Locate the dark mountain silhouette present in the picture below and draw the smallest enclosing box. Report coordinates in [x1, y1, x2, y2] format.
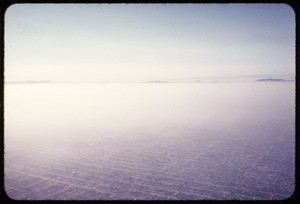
[257, 78, 285, 82]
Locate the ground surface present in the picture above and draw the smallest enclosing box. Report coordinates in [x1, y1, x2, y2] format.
[4, 83, 295, 200]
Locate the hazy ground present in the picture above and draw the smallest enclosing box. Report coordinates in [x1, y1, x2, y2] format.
[4, 82, 295, 200]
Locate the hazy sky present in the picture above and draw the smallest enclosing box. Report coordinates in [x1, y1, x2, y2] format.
[5, 4, 295, 82]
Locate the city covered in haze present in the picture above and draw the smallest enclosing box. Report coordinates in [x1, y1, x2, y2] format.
[4, 4, 295, 200]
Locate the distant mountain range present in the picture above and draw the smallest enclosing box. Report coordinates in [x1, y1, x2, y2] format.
[257, 78, 294, 82]
[5, 78, 294, 84]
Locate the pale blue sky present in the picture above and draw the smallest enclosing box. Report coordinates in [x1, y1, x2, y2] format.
[5, 4, 295, 82]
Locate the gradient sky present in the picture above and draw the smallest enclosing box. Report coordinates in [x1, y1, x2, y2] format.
[5, 4, 295, 82]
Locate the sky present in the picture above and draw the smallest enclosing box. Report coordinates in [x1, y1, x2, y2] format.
[5, 4, 295, 82]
